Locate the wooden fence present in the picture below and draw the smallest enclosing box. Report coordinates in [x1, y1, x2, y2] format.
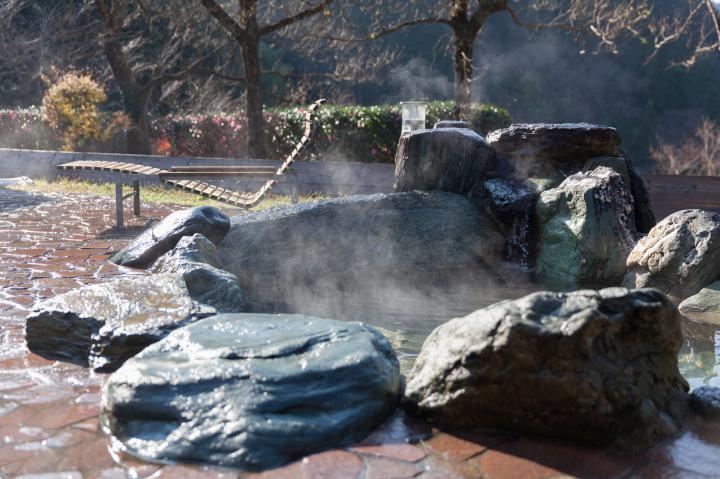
[642, 174, 720, 220]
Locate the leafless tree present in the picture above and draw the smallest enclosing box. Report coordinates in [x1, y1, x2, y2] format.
[92, 0, 228, 155]
[0, 0, 99, 107]
[341, 1, 651, 118]
[196, 0, 343, 158]
[651, 118, 720, 175]
[649, 0, 720, 67]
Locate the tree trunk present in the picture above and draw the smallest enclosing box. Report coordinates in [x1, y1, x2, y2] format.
[97, 2, 153, 155]
[242, 36, 268, 159]
[453, 28, 475, 121]
[124, 93, 152, 155]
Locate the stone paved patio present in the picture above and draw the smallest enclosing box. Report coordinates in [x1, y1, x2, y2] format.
[1, 188, 720, 478]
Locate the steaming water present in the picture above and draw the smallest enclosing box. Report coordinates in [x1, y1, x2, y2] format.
[304, 275, 544, 372]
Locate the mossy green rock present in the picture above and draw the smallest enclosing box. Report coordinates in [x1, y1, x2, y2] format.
[102, 314, 401, 470]
[535, 166, 637, 288]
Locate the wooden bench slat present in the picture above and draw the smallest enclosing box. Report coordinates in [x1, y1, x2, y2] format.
[169, 166, 277, 172]
[125, 164, 149, 173]
[159, 172, 278, 179]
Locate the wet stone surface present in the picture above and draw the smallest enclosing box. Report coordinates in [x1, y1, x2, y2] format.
[149, 234, 245, 313]
[26, 273, 216, 372]
[104, 314, 401, 470]
[2, 188, 720, 478]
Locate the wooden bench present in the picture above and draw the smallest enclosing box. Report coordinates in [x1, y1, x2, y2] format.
[57, 99, 325, 228]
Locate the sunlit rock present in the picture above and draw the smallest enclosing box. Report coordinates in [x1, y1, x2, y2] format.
[536, 166, 637, 288]
[111, 206, 230, 269]
[102, 314, 400, 470]
[624, 209, 720, 302]
[583, 155, 656, 233]
[25, 274, 214, 372]
[217, 191, 509, 314]
[403, 288, 689, 447]
[679, 281, 720, 324]
[150, 233, 244, 313]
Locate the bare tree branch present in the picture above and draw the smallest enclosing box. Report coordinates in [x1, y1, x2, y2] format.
[260, 0, 333, 35]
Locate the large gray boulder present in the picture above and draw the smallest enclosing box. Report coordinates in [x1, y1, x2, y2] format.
[216, 192, 507, 314]
[486, 123, 621, 177]
[535, 166, 637, 288]
[25, 274, 214, 372]
[403, 288, 689, 447]
[623, 209, 720, 302]
[394, 128, 507, 196]
[111, 206, 230, 269]
[102, 314, 401, 470]
[150, 234, 244, 313]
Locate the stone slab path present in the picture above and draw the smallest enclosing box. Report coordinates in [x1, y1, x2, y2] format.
[1, 188, 719, 478]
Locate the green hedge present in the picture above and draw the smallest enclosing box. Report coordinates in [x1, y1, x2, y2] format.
[0, 101, 512, 162]
[266, 101, 511, 163]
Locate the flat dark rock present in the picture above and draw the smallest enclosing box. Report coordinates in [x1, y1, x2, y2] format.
[394, 128, 506, 196]
[25, 274, 214, 372]
[487, 123, 621, 175]
[150, 234, 244, 313]
[403, 288, 689, 448]
[111, 206, 230, 269]
[102, 314, 401, 470]
[433, 120, 472, 129]
[216, 191, 508, 314]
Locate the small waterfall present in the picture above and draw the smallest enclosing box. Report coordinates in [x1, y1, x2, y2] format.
[483, 178, 536, 270]
[506, 203, 532, 269]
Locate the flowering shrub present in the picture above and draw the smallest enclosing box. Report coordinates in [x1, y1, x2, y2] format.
[153, 101, 512, 162]
[40, 72, 130, 152]
[0, 108, 57, 150]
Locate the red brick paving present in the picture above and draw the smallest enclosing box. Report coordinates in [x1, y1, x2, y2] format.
[1, 188, 720, 478]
